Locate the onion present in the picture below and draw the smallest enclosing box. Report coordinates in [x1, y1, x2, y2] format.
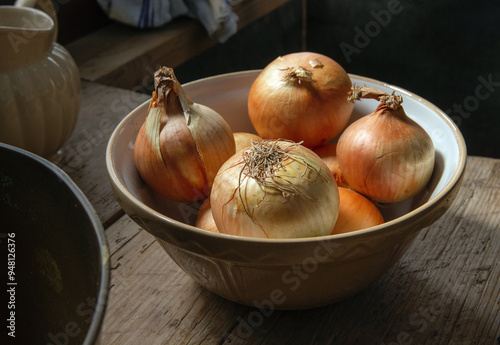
[332, 187, 384, 235]
[234, 132, 262, 151]
[195, 198, 219, 233]
[210, 140, 340, 238]
[134, 67, 236, 202]
[248, 52, 354, 148]
[313, 143, 348, 187]
[337, 92, 435, 203]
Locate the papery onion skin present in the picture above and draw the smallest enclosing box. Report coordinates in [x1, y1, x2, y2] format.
[134, 67, 236, 202]
[210, 140, 340, 239]
[248, 52, 354, 149]
[134, 102, 206, 201]
[195, 198, 219, 233]
[332, 187, 384, 235]
[234, 132, 262, 151]
[337, 100, 435, 203]
[313, 143, 348, 187]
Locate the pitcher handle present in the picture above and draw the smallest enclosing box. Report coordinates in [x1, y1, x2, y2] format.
[14, 0, 38, 7]
[14, 0, 58, 40]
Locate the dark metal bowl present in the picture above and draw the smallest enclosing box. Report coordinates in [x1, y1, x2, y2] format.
[0, 143, 109, 344]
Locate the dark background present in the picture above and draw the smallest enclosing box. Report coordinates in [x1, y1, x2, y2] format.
[173, 0, 499, 159]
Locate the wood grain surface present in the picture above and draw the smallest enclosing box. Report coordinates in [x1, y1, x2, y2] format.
[56, 80, 500, 344]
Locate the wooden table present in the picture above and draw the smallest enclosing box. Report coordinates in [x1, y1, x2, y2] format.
[54, 81, 500, 345]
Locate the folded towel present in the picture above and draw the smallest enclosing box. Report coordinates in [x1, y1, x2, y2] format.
[96, 0, 239, 42]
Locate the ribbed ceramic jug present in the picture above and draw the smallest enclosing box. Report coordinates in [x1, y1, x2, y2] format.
[0, 5, 81, 159]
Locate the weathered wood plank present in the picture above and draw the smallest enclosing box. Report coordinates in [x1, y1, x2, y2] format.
[54, 81, 149, 226]
[66, 0, 292, 90]
[105, 215, 142, 256]
[102, 216, 247, 345]
[99, 156, 500, 344]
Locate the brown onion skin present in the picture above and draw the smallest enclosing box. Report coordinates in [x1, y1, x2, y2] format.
[337, 102, 435, 203]
[313, 143, 349, 187]
[134, 69, 236, 202]
[195, 198, 219, 233]
[210, 140, 339, 239]
[248, 52, 353, 149]
[135, 112, 208, 201]
[233, 132, 262, 151]
[331, 187, 384, 235]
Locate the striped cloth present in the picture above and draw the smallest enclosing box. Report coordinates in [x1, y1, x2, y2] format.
[96, 0, 239, 42]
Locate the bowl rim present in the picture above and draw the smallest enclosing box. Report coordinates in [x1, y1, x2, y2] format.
[106, 70, 467, 244]
[0, 142, 110, 345]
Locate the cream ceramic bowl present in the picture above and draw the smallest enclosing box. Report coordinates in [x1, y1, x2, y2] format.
[106, 71, 466, 310]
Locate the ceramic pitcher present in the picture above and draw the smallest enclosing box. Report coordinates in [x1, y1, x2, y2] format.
[0, 4, 81, 159]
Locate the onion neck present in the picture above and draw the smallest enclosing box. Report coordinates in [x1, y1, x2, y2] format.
[379, 93, 403, 110]
[154, 66, 193, 123]
[284, 66, 313, 85]
[373, 95, 409, 121]
[348, 84, 389, 102]
[144, 67, 189, 158]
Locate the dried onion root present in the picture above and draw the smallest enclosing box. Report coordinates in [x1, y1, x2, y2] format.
[233, 132, 262, 151]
